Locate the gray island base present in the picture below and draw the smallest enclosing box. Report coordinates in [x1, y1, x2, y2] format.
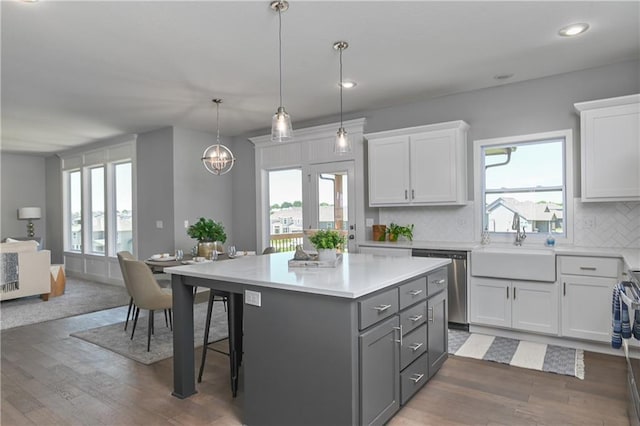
[166, 252, 450, 426]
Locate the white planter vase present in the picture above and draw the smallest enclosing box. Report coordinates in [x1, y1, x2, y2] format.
[317, 248, 337, 262]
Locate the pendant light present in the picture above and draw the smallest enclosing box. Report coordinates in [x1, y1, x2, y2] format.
[270, 0, 293, 142]
[334, 41, 351, 154]
[202, 99, 236, 175]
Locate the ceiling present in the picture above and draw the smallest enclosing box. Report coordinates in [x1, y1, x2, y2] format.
[2, 1, 639, 155]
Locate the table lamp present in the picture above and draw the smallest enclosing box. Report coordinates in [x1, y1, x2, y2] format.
[18, 207, 41, 237]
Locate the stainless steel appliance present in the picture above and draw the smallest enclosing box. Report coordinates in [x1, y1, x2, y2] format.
[625, 269, 640, 426]
[412, 249, 468, 329]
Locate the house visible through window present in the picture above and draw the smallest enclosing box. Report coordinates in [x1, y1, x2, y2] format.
[479, 133, 570, 238]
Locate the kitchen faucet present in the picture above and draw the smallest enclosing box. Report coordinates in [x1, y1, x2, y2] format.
[512, 212, 526, 246]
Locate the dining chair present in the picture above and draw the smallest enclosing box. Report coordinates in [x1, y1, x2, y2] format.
[116, 251, 136, 331]
[121, 258, 173, 352]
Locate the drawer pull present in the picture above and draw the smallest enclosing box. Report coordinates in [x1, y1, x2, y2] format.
[409, 342, 423, 352]
[409, 314, 423, 323]
[428, 306, 434, 322]
[410, 373, 424, 383]
[432, 279, 446, 285]
[409, 289, 423, 296]
[373, 304, 391, 313]
[393, 326, 403, 345]
[580, 266, 597, 271]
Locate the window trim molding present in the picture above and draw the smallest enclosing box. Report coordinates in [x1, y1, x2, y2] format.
[473, 129, 574, 244]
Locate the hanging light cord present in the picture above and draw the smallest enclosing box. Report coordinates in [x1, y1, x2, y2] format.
[278, 5, 283, 108]
[339, 46, 344, 128]
[215, 101, 220, 143]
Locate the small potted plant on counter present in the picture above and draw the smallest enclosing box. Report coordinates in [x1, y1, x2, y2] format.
[386, 223, 414, 242]
[187, 217, 227, 258]
[307, 229, 346, 262]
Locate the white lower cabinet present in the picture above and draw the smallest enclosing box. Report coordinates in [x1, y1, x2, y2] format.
[559, 256, 621, 342]
[470, 277, 558, 334]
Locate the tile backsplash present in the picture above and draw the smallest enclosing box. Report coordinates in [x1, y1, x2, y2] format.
[378, 199, 640, 249]
[379, 203, 476, 242]
[573, 199, 640, 248]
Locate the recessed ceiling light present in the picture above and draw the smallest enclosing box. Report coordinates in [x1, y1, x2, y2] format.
[558, 23, 590, 37]
[494, 73, 514, 81]
[339, 81, 357, 89]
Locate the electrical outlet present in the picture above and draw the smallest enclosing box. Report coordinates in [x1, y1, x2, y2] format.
[245, 290, 261, 307]
[365, 218, 374, 227]
[583, 217, 596, 230]
[155, 220, 163, 229]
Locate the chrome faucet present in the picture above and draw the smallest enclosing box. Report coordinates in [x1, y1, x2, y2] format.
[512, 212, 526, 246]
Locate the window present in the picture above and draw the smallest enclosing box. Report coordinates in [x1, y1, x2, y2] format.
[62, 142, 135, 257]
[475, 130, 573, 241]
[268, 169, 303, 252]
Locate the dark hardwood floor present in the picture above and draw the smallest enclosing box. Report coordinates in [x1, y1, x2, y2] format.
[1, 306, 630, 425]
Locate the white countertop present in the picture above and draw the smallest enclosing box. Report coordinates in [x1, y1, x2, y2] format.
[358, 240, 640, 271]
[164, 252, 451, 299]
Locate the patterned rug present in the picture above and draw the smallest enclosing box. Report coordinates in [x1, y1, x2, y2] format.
[448, 329, 585, 379]
[71, 299, 228, 365]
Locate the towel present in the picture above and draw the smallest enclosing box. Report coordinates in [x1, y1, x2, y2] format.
[612, 284, 622, 349]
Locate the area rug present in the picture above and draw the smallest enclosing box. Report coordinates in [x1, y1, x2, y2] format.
[0, 278, 130, 330]
[71, 300, 228, 365]
[448, 329, 585, 380]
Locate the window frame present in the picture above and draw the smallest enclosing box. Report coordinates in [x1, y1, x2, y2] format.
[473, 129, 574, 245]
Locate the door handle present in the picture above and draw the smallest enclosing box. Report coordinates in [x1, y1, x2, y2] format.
[412, 189, 415, 199]
[563, 282, 566, 296]
[506, 287, 509, 299]
[428, 306, 434, 322]
[404, 190, 408, 200]
[513, 287, 516, 300]
[393, 326, 403, 345]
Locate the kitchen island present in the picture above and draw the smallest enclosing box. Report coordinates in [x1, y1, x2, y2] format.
[166, 252, 450, 426]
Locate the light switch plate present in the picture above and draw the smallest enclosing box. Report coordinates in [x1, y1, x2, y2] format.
[245, 290, 261, 307]
[184, 220, 189, 228]
[365, 218, 374, 227]
[156, 220, 163, 229]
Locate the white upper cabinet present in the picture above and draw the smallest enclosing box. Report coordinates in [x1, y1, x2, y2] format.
[366, 121, 469, 206]
[574, 94, 640, 202]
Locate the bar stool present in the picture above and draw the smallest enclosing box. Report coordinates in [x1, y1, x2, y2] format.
[198, 290, 232, 383]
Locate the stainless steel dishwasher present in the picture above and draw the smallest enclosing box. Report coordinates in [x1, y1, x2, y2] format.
[412, 249, 468, 330]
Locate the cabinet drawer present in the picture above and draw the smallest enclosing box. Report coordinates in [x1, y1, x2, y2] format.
[560, 256, 620, 278]
[400, 352, 428, 405]
[400, 324, 427, 370]
[400, 302, 426, 336]
[399, 277, 427, 310]
[427, 268, 447, 296]
[359, 288, 399, 330]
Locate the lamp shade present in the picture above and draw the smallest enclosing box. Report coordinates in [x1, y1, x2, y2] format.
[18, 207, 41, 220]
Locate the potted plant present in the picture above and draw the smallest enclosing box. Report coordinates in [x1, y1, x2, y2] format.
[386, 223, 414, 242]
[307, 229, 346, 262]
[187, 217, 227, 258]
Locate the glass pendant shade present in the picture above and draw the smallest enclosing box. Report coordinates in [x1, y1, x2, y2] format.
[335, 127, 351, 154]
[271, 106, 293, 142]
[202, 144, 235, 175]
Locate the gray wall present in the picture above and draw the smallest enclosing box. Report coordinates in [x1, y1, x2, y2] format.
[230, 136, 257, 251]
[45, 155, 63, 263]
[0, 153, 47, 245]
[172, 127, 234, 252]
[232, 59, 640, 236]
[136, 127, 175, 260]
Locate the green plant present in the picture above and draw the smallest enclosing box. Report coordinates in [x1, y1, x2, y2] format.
[386, 223, 414, 241]
[187, 217, 227, 243]
[307, 229, 346, 250]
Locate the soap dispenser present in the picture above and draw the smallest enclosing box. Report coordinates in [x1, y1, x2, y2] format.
[545, 232, 556, 247]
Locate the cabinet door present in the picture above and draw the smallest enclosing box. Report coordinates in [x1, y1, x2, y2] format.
[368, 137, 410, 206]
[359, 316, 400, 426]
[582, 102, 640, 201]
[410, 130, 458, 203]
[512, 280, 559, 335]
[427, 289, 448, 378]
[561, 274, 616, 342]
[470, 277, 511, 327]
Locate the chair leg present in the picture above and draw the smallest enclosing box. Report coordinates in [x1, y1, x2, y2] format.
[164, 309, 169, 328]
[198, 290, 216, 383]
[124, 297, 134, 331]
[131, 307, 140, 340]
[168, 309, 173, 331]
[147, 310, 154, 352]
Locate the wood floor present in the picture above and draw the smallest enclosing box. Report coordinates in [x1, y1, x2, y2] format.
[1, 306, 631, 425]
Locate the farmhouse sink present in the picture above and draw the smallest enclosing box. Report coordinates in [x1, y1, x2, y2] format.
[471, 245, 556, 282]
